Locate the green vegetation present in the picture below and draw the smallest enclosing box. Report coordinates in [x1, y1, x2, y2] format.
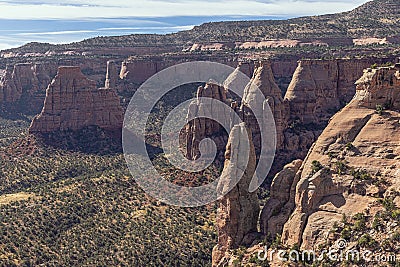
[345, 142, 355, 150]
[311, 160, 323, 174]
[376, 104, 384, 115]
[358, 234, 378, 248]
[351, 168, 372, 181]
[0, 117, 218, 266]
[334, 160, 348, 175]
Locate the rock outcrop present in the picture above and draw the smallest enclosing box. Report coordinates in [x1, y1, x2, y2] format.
[278, 58, 395, 173]
[242, 61, 289, 150]
[105, 60, 119, 89]
[183, 61, 290, 168]
[29, 66, 123, 134]
[212, 123, 260, 267]
[279, 65, 400, 249]
[0, 63, 55, 104]
[184, 82, 231, 161]
[355, 64, 400, 109]
[0, 59, 114, 113]
[260, 159, 303, 237]
[285, 60, 340, 124]
[284, 58, 394, 124]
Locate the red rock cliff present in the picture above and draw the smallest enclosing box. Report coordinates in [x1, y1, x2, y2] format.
[0, 63, 56, 103]
[29, 66, 123, 134]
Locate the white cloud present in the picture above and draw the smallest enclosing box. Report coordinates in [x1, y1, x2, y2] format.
[14, 30, 96, 36]
[0, 0, 370, 19]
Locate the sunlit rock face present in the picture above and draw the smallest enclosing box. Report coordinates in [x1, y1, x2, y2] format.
[29, 66, 123, 134]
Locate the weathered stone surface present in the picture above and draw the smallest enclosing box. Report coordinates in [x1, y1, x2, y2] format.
[355, 65, 400, 109]
[0, 63, 55, 103]
[260, 159, 303, 237]
[0, 59, 115, 113]
[29, 66, 123, 134]
[281, 167, 345, 248]
[223, 62, 253, 94]
[275, 58, 392, 177]
[105, 60, 119, 89]
[184, 61, 291, 165]
[285, 60, 340, 124]
[280, 66, 400, 249]
[212, 123, 259, 267]
[242, 61, 290, 151]
[184, 82, 231, 161]
[284, 58, 391, 124]
[0, 65, 22, 103]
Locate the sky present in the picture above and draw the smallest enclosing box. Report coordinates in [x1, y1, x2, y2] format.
[0, 0, 371, 50]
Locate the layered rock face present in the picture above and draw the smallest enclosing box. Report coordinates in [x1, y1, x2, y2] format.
[278, 65, 400, 249]
[0, 59, 116, 113]
[29, 67, 123, 134]
[212, 123, 259, 267]
[184, 82, 231, 161]
[0, 63, 56, 104]
[260, 159, 303, 237]
[280, 58, 394, 168]
[118, 55, 247, 89]
[119, 60, 169, 85]
[285, 60, 340, 124]
[242, 61, 289, 151]
[284, 58, 394, 124]
[183, 61, 290, 169]
[355, 64, 400, 109]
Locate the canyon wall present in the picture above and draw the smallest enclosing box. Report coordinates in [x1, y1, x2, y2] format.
[117, 56, 299, 93]
[275, 65, 400, 249]
[0, 55, 297, 115]
[0, 63, 56, 106]
[182, 60, 290, 170]
[356, 64, 400, 109]
[284, 58, 393, 124]
[215, 64, 400, 266]
[241, 61, 289, 151]
[182, 58, 398, 178]
[184, 82, 231, 162]
[0, 58, 117, 113]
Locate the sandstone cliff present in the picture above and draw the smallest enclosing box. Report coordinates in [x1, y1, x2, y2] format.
[184, 82, 231, 162]
[0, 58, 119, 114]
[260, 159, 303, 237]
[280, 65, 400, 249]
[212, 123, 260, 267]
[280, 58, 395, 170]
[105, 60, 119, 89]
[220, 64, 400, 267]
[356, 64, 400, 109]
[29, 67, 123, 134]
[0, 63, 56, 104]
[183, 61, 290, 168]
[242, 61, 289, 151]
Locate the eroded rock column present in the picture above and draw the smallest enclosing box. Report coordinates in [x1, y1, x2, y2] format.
[212, 123, 260, 267]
